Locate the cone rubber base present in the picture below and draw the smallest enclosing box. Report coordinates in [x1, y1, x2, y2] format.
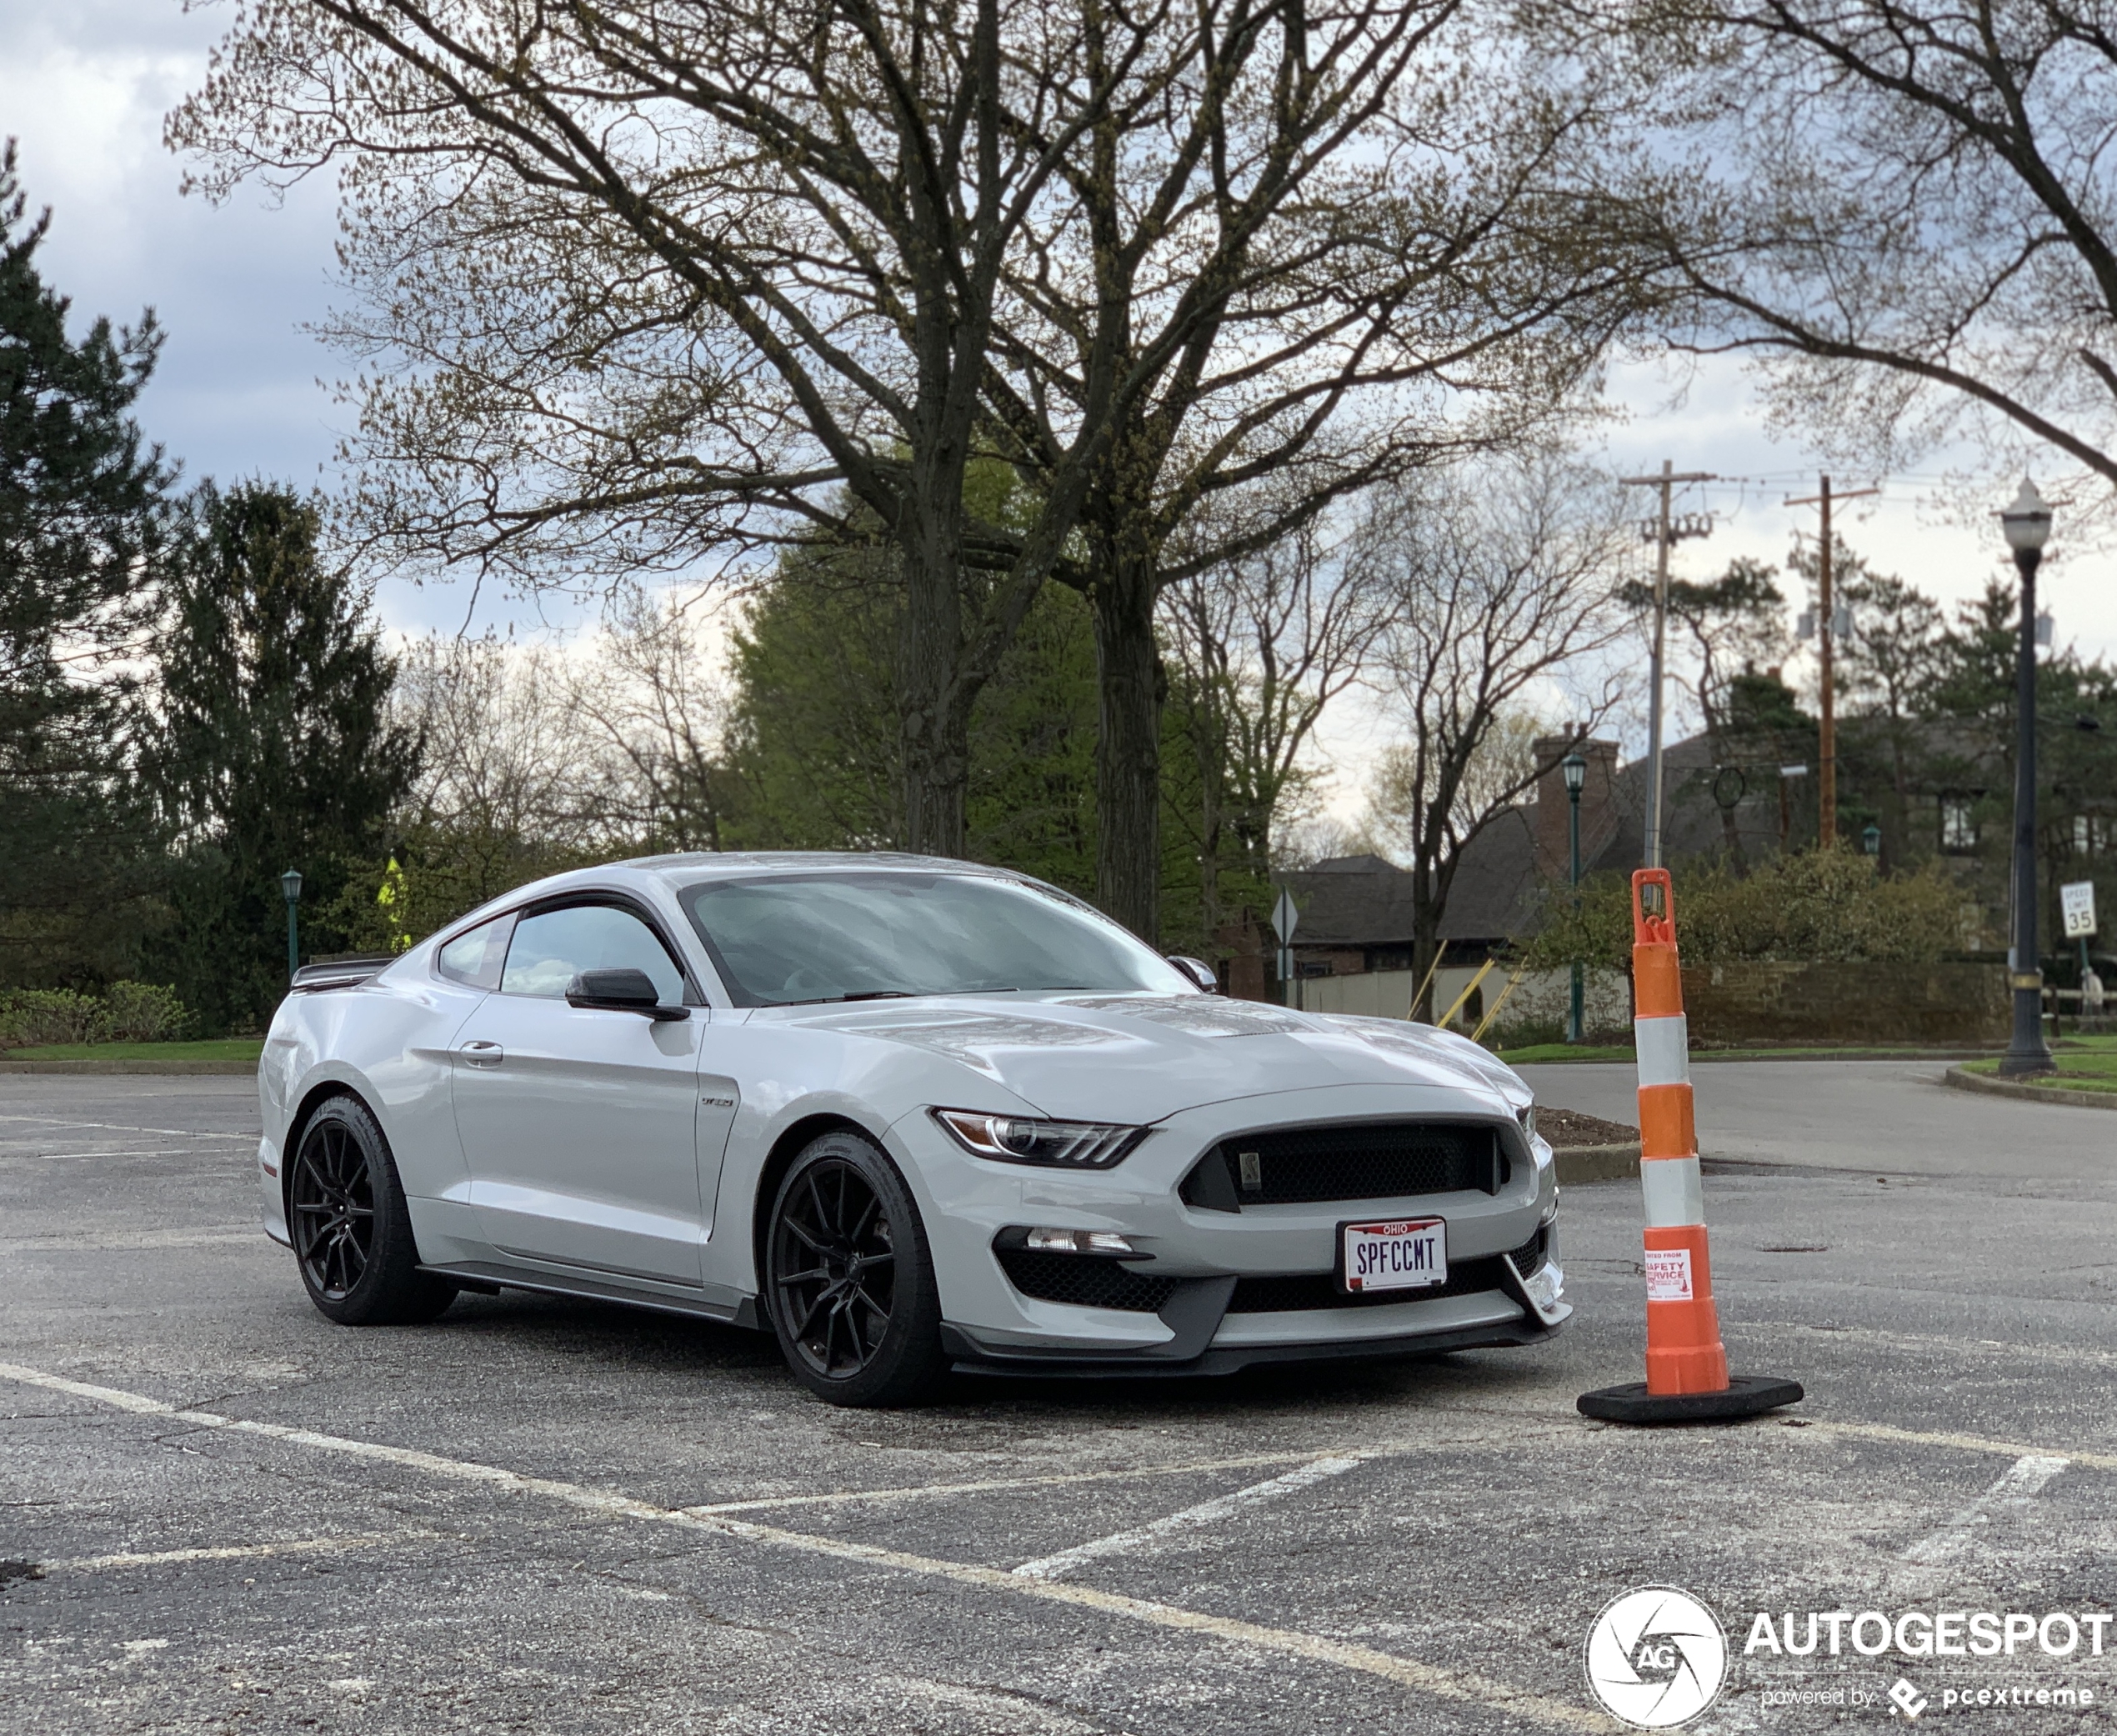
[1577, 1374, 1804, 1425]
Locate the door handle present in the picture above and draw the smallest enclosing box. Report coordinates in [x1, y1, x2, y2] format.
[459, 1040, 504, 1068]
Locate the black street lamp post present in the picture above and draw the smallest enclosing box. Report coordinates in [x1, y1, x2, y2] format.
[1563, 750, 1587, 1044]
[1999, 482, 2055, 1078]
[281, 868, 303, 986]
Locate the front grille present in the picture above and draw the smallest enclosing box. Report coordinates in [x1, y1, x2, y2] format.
[1183, 1121, 1509, 1209]
[1228, 1255, 1514, 1313]
[997, 1249, 1183, 1313]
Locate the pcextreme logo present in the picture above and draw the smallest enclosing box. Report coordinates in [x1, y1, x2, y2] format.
[1584, 1587, 1729, 1728]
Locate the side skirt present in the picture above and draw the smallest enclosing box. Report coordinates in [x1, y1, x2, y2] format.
[419, 1261, 764, 1332]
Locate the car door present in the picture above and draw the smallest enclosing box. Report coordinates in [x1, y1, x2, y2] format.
[450, 898, 709, 1287]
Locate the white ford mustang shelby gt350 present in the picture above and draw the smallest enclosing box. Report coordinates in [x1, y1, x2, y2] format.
[258, 853, 1568, 1405]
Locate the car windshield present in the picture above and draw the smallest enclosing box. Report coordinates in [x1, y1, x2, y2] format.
[678, 872, 1193, 1006]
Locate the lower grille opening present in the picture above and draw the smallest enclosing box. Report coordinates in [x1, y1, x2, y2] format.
[997, 1248, 1182, 1313]
[1228, 1255, 1514, 1313]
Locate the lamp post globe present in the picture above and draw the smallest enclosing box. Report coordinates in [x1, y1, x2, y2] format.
[1998, 482, 2055, 1078]
[1561, 750, 1587, 1043]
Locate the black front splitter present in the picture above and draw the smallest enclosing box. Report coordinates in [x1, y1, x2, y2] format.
[939, 1314, 1561, 1380]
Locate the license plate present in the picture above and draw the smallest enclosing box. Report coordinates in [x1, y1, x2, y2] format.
[1341, 1217, 1447, 1293]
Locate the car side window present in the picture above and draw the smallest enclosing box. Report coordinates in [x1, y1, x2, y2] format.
[435, 913, 515, 991]
[500, 903, 687, 1005]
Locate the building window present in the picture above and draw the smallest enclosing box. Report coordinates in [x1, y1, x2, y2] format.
[1940, 797, 1978, 853]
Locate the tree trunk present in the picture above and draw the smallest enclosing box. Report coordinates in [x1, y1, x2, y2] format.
[897, 484, 968, 858]
[1092, 553, 1164, 940]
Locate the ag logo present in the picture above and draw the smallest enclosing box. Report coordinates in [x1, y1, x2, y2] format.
[1584, 1587, 1729, 1728]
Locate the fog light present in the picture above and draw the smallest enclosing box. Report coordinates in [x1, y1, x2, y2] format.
[1524, 1263, 1564, 1313]
[1025, 1227, 1138, 1257]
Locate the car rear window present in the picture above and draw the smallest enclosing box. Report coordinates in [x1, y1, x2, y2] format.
[434, 913, 513, 991]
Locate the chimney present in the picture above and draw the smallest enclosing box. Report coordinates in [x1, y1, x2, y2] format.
[1533, 733, 1620, 882]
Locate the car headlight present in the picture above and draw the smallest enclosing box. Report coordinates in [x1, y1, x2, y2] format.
[931, 1108, 1145, 1169]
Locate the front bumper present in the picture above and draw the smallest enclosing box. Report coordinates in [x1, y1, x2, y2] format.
[885, 1083, 1569, 1377]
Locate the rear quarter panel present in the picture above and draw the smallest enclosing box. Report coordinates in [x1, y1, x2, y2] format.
[262, 968, 489, 1203]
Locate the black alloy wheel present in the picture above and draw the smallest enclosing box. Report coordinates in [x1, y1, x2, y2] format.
[765, 1132, 943, 1406]
[293, 1115, 373, 1302]
[288, 1095, 456, 1326]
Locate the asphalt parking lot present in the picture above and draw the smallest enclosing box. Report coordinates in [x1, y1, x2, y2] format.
[3, 1066, 2114, 1733]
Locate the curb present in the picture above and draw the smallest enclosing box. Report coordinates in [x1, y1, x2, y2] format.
[0, 1058, 257, 1077]
[1942, 1066, 2117, 1112]
[1552, 1142, 1640, 1184]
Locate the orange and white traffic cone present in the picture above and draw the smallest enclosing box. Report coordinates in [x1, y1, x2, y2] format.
[1579, 869, 1803, 1424]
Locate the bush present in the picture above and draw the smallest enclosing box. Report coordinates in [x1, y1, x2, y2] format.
[0, 988, 103, 1048]
[1519, 850, 1967, 972]
[0, 982, 193, 1049]
[102, 981, 193, 1043]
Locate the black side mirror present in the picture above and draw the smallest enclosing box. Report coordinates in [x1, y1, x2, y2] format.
[566, 968, 689, 1022]
[1165, 955, 1220, 994]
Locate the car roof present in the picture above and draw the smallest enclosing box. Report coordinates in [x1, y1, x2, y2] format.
[627, 851, 1024, 885]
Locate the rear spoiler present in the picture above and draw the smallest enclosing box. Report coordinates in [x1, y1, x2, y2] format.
[290, 955, 397, 993]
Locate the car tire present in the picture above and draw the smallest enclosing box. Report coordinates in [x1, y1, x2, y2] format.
[288, 1094, 456, 1326]
[764, 1129, 944, 1408]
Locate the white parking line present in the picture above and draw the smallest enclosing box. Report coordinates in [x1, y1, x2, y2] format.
[0, 1115, 253, 1142]
[1804, 1418, 2115, 1475]
[3, 1227, 261, 1252]
[0, 1360, 1619, 1733]
[1902, 1454, 2071, 1564]
[49, 1533, 418, 1573]
[685, 1424, 1566, 1518]
[1013, 1455, 1364, 1581]
[1, 1151, 217, 1163]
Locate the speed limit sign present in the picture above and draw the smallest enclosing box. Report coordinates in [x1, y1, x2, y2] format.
[2061, 880, 2097, 940]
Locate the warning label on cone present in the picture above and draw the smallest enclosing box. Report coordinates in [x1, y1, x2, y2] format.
[1645, 1248, 1694, 1302]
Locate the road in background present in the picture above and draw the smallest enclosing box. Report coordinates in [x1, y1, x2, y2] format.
[1519, 1057, 2117, 1178]
[3, 1072, 2113, 1733]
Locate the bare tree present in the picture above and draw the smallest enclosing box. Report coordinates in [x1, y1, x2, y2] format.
[171, 0, 1565, 883]
[1359, 453, 1629, 1013]
[980, 11, 1642, 933]
[567, 583, 732, 853]
[1162, 513, 1399, 963]
[1569, 0, 2117, 502]
[170, 0, 1157, 855]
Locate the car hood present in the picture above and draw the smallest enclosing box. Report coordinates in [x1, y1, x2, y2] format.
[776, 993, 1529, 1125]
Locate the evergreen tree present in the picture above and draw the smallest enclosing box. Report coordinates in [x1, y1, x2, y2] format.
[0, 143, 173, 985]
[145, 482, 417, 1028]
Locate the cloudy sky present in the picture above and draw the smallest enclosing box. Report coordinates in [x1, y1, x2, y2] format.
[8, 0, 2110, 812]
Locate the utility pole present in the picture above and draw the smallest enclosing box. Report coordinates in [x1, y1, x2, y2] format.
[1785, 476, 1878, 847]
[1620, 461, 1715, 867]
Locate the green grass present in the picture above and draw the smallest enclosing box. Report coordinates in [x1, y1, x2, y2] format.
[1963, 1038, 2117, 1091]
[3, 1038, 264, 1062]
[1492, 1041, 1999, 1064]
[1487, 1043, 1636, 1063]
